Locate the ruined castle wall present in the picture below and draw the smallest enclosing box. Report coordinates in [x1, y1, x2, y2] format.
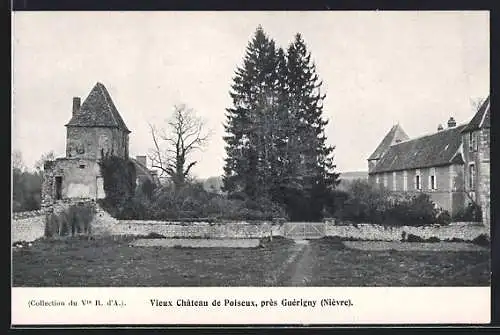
[12, 210, 46, 243]
[42, 158, 102, 201]
[66, 127, 128, 160]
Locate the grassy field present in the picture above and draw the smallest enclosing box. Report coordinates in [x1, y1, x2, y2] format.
[12, 236, 490, 287]
[308, 237, 490, 286]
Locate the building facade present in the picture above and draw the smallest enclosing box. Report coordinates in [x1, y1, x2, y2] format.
[42, 82, 157, 207]
[367, 96, 490, 228]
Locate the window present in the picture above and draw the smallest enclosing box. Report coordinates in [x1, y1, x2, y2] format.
[403, 171, 408, 191]
[469, 163, 476, 189]
[469, 132, 479, 152]
[392, 171, 397, 191]
[429, 167, 437, 190]
[79, 164, 86, 169]
[55, 176, 63, 200]
[383, 173, 388, 188]
[415, 169, 421, 190]
[375, 175, 380, 185]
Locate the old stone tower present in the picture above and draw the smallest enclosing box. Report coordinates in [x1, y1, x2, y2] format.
[461, 96, 490, 230]
[41, 82, 131, 207]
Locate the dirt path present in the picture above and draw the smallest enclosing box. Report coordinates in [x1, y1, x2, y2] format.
[264, 240, 308, 285]
[280, 240, 315, 286]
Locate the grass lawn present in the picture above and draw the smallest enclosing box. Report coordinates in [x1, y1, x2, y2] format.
[12, 236, 296, 286]
[308, 237, 490, 286]
[12, 236, 490, 287]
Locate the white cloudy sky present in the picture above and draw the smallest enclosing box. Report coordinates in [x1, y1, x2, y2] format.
[12, 11, 489, 179]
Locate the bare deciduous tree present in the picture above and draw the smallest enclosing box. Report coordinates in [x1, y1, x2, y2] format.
[34, 151, 55, 174]
[12, 150, 25, 172]
[148, 104, 211, 188]
[470, 97, 485, 112]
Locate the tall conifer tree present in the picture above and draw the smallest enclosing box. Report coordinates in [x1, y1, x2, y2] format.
[223, 26, 281, 202]
[223, 28, 340, 220]
[285, 33, 340, 220]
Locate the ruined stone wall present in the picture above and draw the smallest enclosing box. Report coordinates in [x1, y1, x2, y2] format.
[12, 211, 46, 243]
[42, 158, 102, 202]
[41, 161, 55, 209]
[66, 127, 128, 160]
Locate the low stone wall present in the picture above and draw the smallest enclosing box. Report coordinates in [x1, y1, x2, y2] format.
[326, 222, 488, 242]
[12, 209, 45, 220]
[101, 220, 278, 239]
[13, 201, 487, 243]
[12, 214, 46, 243]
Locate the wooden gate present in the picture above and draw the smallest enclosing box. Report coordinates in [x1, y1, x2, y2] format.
[283, 222, 326, 239]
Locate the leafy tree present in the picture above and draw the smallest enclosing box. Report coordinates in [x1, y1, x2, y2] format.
[98, 154, 137, 211]
[12, 151, 52, 212]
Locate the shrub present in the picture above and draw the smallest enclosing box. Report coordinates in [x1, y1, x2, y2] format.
[453, 202, 483, 222]
[144, 232, 166, 239]
[380, 193, 438, 227]
[117, 196, 149, 220]
[138, 178, 156, 200]
[335, 179, 390, 223]
[472, 234, 489, 247]
[406, 234, 425, 242]
[98, 154, 137, 211]
[435, 210, 452, 226]
[44, 203, 95, 237]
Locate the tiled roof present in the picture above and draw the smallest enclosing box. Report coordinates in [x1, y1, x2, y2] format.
[65, 82, 130, 133]
[368, 124, 409, 160]
[462, 95, 490, 133]
[370, 124, 467, 174]
[131, 158, 151, 177]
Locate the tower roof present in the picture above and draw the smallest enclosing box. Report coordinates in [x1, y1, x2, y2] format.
[65, 82, 130, 133]
[368, 124, 409, 161]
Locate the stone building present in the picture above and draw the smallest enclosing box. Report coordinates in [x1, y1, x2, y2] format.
[460, 96, 490, 228]
[42, 82, 157, 207]
[368, 96, 490, 228]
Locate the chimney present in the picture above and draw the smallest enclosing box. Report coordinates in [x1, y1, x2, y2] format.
[447, 117, 456, 128]
[72, 97, 81, 115]
[136, 155, 147, 167]
[437, 124, 444, 131]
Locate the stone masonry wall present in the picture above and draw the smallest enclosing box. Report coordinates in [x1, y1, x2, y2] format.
[478, 128, 490, 232]
[12, 211, 46, 243]
[96, 219, 276, 239]
[42, 158, 102, 203]
[12, 201, 488, 243]
[66, 127, 128, 160]
[325, 221, 488, 242]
